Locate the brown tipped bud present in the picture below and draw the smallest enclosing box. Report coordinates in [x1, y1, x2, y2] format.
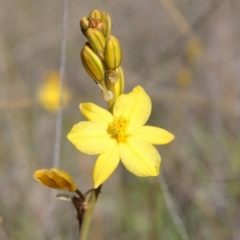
[89, 19, 104, 32]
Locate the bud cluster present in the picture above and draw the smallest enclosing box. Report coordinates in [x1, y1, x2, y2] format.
[80, 9, 124, 110]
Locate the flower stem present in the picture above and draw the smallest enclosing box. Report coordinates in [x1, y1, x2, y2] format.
[78, 185, 102, 240]
[76, 188, 85, 201]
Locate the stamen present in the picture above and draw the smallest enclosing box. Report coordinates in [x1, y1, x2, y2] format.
[108, 116, 128, 141]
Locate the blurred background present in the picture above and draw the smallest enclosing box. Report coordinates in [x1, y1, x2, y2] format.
[0, 0, 240, 239]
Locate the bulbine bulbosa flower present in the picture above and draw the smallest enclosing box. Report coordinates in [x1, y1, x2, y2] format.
[67, 86, 174, 188]
[33, 168, 77, 192]
[37, 71, 72, 111]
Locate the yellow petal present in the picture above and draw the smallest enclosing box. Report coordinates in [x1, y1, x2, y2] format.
[131, 126, 175, 145]
[119, 137, 160, 176]
[80, 103, 113, 123]
[48, 169, 77, 192]
[67, 121, 116, 154]
[113, 86, 151, 133]
[33, 169, 61, 189]
[93, 143, 120, 188]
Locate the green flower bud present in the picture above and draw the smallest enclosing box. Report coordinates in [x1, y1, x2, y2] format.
[81, 43, 105, 82]
[85, 28, 106, 57]
[101, 11, 112, 38]
[80, 17, 90, 32]
[105, 35, 122, 69]
[89, 9, 102, 20]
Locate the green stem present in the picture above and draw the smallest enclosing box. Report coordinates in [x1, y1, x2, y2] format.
[78, 185, 102, 240]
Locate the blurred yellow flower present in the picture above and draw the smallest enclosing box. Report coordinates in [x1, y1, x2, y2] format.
[33, 168, 77, 192]
[67, 86, 174, 188]
[185, 38, 203, 63]
[176, 67, 193, 88]
[38, 71, 72, 111]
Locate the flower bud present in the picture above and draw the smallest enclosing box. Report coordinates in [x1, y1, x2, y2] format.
[33, 168, 77, 192]
[89, 9, 102, 20]
[89, 19, 104, 32]
[48, 169, 76, 192]
[105, 35, 122, 69]
[101, 11, 112, 38]
[80, 17, 90, 32]
[85, 28, 106, 56]
[81, 43, 105, 82]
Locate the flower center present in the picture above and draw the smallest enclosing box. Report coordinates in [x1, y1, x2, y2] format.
[108, 115, 129, 142]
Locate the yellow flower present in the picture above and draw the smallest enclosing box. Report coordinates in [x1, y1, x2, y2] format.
[185, 38, 203, 63]
[176, 67, 193, 88]
[33, 168, 77, 192]
[37, 71, 72, 111]
[67, 86, 174, 188]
